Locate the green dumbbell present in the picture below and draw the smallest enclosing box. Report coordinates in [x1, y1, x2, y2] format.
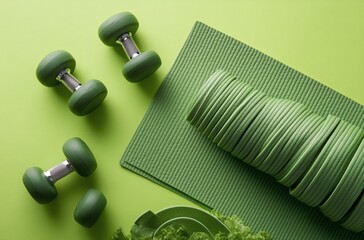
[36, 50, 108, 116]
[22, 137, 97, 204]
[74, 188, 107, 228]
[98, 12, 162, 82]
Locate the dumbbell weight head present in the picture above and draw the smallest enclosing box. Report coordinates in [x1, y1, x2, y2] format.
[36, 50, 108, 116]
[122, 50, 161, 83]
[62, 137, 97, 177]
[68, 80, 108, 116]
[98, 12, 162, 82]
[22, 137, 97, 204]
[36, 50, 76, 87]
[74, 188, 107, 228]
[98, 12, 139, 47]
[22, 167, 58, 204]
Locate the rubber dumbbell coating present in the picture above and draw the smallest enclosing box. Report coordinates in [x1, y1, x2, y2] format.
[36, 50, 76, 87]
[123, 51, 161, 82]
[68, 80, 108, 116]
[22, 167, 57, 204]
[74, 189, 107, 227]
[98, 12, 139, 47]
[62, 137, 97, 177]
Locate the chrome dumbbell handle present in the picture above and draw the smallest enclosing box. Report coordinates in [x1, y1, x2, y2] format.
[44, 160, 74, 183]
[117, 33, 140, 59]
[56, 69, 82, 92]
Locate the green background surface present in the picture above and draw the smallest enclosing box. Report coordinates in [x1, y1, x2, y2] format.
[0, 1, 363, 239]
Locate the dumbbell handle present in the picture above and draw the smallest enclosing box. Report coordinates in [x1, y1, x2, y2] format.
[44, 160, 74, 183]
[117, 33, 140, 59]
[57, 69, 82, 92]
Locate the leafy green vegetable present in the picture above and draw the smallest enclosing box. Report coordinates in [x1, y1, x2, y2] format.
[111, 228, 129, 240]
[212, 211, 272, 240]
[154, 225, 209, 240]
[112, 210, 271, 240]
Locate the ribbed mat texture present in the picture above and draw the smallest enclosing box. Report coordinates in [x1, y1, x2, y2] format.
[121, 22, 364, 239]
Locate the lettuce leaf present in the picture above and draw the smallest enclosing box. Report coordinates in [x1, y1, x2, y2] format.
[112, 210, 271, 240]
[212, 211, 272, 240]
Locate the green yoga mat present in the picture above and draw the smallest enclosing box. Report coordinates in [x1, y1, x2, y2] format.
[121, 22, 364, 239]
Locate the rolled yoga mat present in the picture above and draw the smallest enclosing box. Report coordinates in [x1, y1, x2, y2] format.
[121, 22, 364, 239]
[186, 70, 364, 232]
